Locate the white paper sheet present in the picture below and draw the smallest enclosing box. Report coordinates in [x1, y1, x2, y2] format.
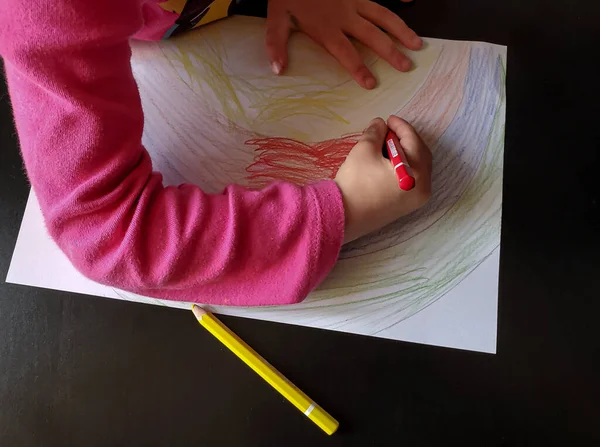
[7, 17, 506, 353]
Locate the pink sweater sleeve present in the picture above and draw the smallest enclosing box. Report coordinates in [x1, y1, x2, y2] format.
[0, 0, 345, 306]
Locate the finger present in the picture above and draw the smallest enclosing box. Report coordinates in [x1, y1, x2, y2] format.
[359, 2, 422, 50]
[387, 115, 432, 173]
[320, 32, 377, 89]
[266, 2, 292, 75]
[348, 17, 412, 72]
[356, 117, 388, 154]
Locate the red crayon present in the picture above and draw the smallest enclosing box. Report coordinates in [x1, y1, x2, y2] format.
[384, 129, 415, 191]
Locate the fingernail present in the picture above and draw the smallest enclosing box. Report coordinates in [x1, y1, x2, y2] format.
[366, 117, 383, 131]
[412, 35, 423, 48]
[271, 61, 282, 75]
[364, 76, 376, 89]
[400, 59, 412, 72]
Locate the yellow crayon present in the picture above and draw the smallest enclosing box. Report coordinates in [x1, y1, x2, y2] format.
[191, 305, 339, 435]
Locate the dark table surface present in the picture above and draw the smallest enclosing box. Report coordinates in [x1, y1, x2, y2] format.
[2, 0, 600, 445]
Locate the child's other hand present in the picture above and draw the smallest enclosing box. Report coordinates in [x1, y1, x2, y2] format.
[266, 0, 422, 89]
[335, 115, 432, 243]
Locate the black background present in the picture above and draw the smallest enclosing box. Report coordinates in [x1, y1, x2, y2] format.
[1, 0, 599, 445]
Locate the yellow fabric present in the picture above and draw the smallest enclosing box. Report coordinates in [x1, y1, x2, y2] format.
[159, 0, 233, 29]
[159, 0, 188, 13]
[197, 0, 232, 27]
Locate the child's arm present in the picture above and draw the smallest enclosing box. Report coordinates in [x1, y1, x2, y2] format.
[0, 0, 431, 306]
[0, 0, 344, 306]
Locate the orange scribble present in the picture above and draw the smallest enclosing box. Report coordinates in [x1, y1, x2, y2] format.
[245, 134, 360, 189]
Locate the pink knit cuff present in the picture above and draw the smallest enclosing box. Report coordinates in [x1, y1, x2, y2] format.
[305, 180, 345, 292]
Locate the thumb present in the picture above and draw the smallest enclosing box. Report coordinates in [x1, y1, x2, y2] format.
[387, 115, 425, 155]
[356, 118, 388, 156]
[387, 115, 432, 175]
[266, 3, 292, 75]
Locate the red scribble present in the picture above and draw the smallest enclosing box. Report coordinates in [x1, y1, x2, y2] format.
[245, 134, 360, 189]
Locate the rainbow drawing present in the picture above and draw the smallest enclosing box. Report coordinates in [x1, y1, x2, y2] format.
[8, 16, 506, 353]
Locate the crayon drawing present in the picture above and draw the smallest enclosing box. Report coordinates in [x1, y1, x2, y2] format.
[7, 16, 506, 353]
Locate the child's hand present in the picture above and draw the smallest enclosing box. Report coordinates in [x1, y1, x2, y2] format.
[335, 115, 432, 243]
[266, 0, 422, 89]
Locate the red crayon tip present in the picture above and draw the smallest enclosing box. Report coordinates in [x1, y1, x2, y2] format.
[384, 130, 415, 191]
[399, 175, 415, 191]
